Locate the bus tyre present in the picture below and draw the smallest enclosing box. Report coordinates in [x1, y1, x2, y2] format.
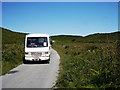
[23, 57, 27, 64]
[47, 58, 50, 63]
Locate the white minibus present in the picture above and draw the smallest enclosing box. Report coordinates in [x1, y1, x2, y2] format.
[24, 34, 51, 63]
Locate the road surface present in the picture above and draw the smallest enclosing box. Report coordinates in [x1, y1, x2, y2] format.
[1, 49, 60, 89]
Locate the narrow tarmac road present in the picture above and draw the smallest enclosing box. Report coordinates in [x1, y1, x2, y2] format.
[1, 49, 60, 89]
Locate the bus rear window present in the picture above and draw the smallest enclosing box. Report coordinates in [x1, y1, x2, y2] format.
[27, 37, 48, 48]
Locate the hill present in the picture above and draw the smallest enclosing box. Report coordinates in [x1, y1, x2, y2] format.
[51, 31, 120, 43]
[84, 32, 120, 43]
[1, 27, 26, 75]
[2, 27, 26, 45]
[51, 32, 120, 88]
[1, 27, 120, 88]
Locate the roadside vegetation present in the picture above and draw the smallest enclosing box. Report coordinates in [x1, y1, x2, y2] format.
[52, 32, 120, 88]
[2, 28, 26, 75]
[2, 27, 120, 88]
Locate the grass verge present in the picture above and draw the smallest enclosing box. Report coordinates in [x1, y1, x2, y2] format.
[52, 38, 120, 88]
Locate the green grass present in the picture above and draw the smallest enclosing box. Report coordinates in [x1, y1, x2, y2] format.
[51, 33, 120, 88]
[52, 32, 119, 43]
[2, 27, 26, 75]
[1, 27, 120, 88]
[2, 44, 24, 75]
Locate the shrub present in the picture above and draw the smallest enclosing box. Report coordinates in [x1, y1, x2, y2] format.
[65, 46, 69, 49]
[85, 45, 98, 51]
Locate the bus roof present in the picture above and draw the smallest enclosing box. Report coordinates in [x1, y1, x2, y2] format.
[26, 34, 49, 37]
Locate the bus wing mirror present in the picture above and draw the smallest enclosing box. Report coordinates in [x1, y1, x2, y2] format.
[50, 41, 53, 45]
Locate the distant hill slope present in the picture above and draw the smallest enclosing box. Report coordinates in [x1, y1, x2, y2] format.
[51, 32, 120, 43]
[84, 32, 120, 43]
[1, 27, 26, 44]
[1, 27, 120, 44]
